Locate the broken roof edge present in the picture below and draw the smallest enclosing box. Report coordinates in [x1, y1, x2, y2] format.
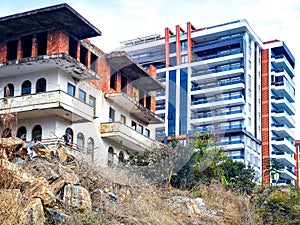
[0, 3, 101, 37]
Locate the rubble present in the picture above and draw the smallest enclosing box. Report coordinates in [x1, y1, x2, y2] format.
[63, 184, 92, 210]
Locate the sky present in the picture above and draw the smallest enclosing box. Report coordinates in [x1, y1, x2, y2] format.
[1, 0, 300, 133]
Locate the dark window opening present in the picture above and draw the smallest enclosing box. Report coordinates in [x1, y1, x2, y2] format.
[87, 138, 94, 154]
[7, 40, 18, 61]
[118, 151, 124, 163]
[108, 147, 114, 166]
[110, 73, 117, 90]
[131, 121, 137, 130]
[21, 35, 32, 58]
[21, 80, 32, 95]
[80, 45, 88, 66]
[32, 125, 42, 141]
[139, 89, 145, 105]
[146, 96, 151, 110]
[121, 75, 127, 93]
[90, 52, 97, 72]
[36, 32, 47, 55]
[36, 78, 46, 93]
[4, 83, 14, 97]
[109, 107, 115, 122]
[17, 126, 27, 141]
[69, 36, 78, 59]
[1, 128, 12, 138]
[64, 128, 73, 145]
[67, 83, 75, 96]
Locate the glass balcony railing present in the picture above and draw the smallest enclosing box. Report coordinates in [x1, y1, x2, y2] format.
[133, 52, 165, 62]
[191, 64, 242, 77]
[189, 124, 244, 134]
[221, 140, 244, 145]
[191, 79, 244, 91]
[192, 49, 241, 63]
[191, 109, 243, 119]
[156, 105, 165, 110]
[191, 94, 243, 105]
[192, 36, 243, 52]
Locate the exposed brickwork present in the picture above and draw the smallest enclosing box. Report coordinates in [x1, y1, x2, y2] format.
[31, 34, 37, 57]
[295, 145, 299, 187]
[87, 50, 91, 69]
[261, 49, 270, 186]
[76, 42, 81, 61]
[150, 97, 156, 113]
[47, 29, 69, 55]
[0, 43, 7, 62]
[148, 64, 156, 78]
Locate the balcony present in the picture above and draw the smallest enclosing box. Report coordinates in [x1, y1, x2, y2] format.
[271, 137, 295, 154]
[105, 92, 163, 124]
[271, 96, 295, 115]
[100, 122, 155, 152]
[221, 140, 245, 151]
[271, 68, 295, 87]
[278, 166, 297, 181]
[191, 65, 244, 82]
[190, 110, 245, 126]
[0, 90, 94, 122]
[132, 51, 165, 63]
[271, 123, 295, 139]
[191, 80, 244, 96]
[271, 79, 295, 102]
[271, 109, 295, 128]
[0, 53, 99, 80]
[271, 55, 295, 77]
[188, 124, 244, 135]
[271, 151, 296, 167]
[191, 95, 245, 111]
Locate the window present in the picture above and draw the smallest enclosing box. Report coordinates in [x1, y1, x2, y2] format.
[67, 83, 75, 96]
[89, 95, 96, 115]
[21, 80, 31, 95]
[110, 73, 117, 90]
[64, 128, 73, 145]
[120, 114, 126, 124]
[78, 89, 86, 102]
[36, 78, 46, 93]
[131, 121, 136, 130]
[137, 124, 143, 134]
[77, 133, 84, 150]
[108, 147, 114, 166]
[109, 107, 115, 122]
[17, 126, 27, 141]
[118, 151, 124, 163]
[4, 83, 14, 97]
[144, 128, 150, 138]
[87, 137, 94, 154]
[32, 125, 42, 141]
[7, 40, 18, 61]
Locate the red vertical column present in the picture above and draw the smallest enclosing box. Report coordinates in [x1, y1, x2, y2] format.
[17, 39, 22, 59]
[176, 25, 181, 66]
[32, 34, 37, 57]
[187, 22, 195, 63]
[261, 49, 270, 186]
[0, 43, 7, 62]
[165, 27, 173, 68]
[294, 143, 299, 187]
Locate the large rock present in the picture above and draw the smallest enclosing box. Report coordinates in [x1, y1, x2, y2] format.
[63, 184, 92, 210]
[58, 164, 80, 184]
[32, 143, 55, 159]
[0, 189, 22, 225]
[19, 198, 45, 225]
[56, 146, 68, 162]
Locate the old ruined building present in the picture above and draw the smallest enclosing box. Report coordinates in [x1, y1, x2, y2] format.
[0, 3, 164, 166]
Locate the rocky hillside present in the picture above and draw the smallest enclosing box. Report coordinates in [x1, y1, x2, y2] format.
[0, 137, 256, 225]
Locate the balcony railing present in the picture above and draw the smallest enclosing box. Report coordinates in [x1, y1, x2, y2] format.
[191, 109, 243, 119]
[191, 79, 244, 91]
[221, 140, 244, 145]
[271, 95, 295, 114]
[191, 64, 242, 77]
[192, 36, 243, 52]
[191, 94, 243, 105]
[192, 49, 241, 63]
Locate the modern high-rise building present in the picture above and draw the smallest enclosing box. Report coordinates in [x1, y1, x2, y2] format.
[120, 19, 297, 185]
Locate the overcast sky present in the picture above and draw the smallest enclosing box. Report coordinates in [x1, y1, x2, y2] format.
[1, 0, 300, 133]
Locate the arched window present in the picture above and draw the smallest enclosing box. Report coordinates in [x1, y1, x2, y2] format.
[32, 125, 42, 141]
[108, 147, 114, 166]
[64, 128, 73, 145]
[87, 137, 94, 154]
[21, 80, 31, 95]
[118, 151, 124, 163]
[17, 126, 27, 141]
[4, 83, 14, 97]
[36, 78, 46, 93]
[1, 128, 12, 138]
[77, 133, 84, 150]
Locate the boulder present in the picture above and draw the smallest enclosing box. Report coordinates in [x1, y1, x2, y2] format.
[63, 184, 92, 210]
[19, 198, 45, 225]
[0, 189, 22, 224]
[58, 164, 80, 184]
[56, 146, 68, 162]
[46, 208, 69, 225]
